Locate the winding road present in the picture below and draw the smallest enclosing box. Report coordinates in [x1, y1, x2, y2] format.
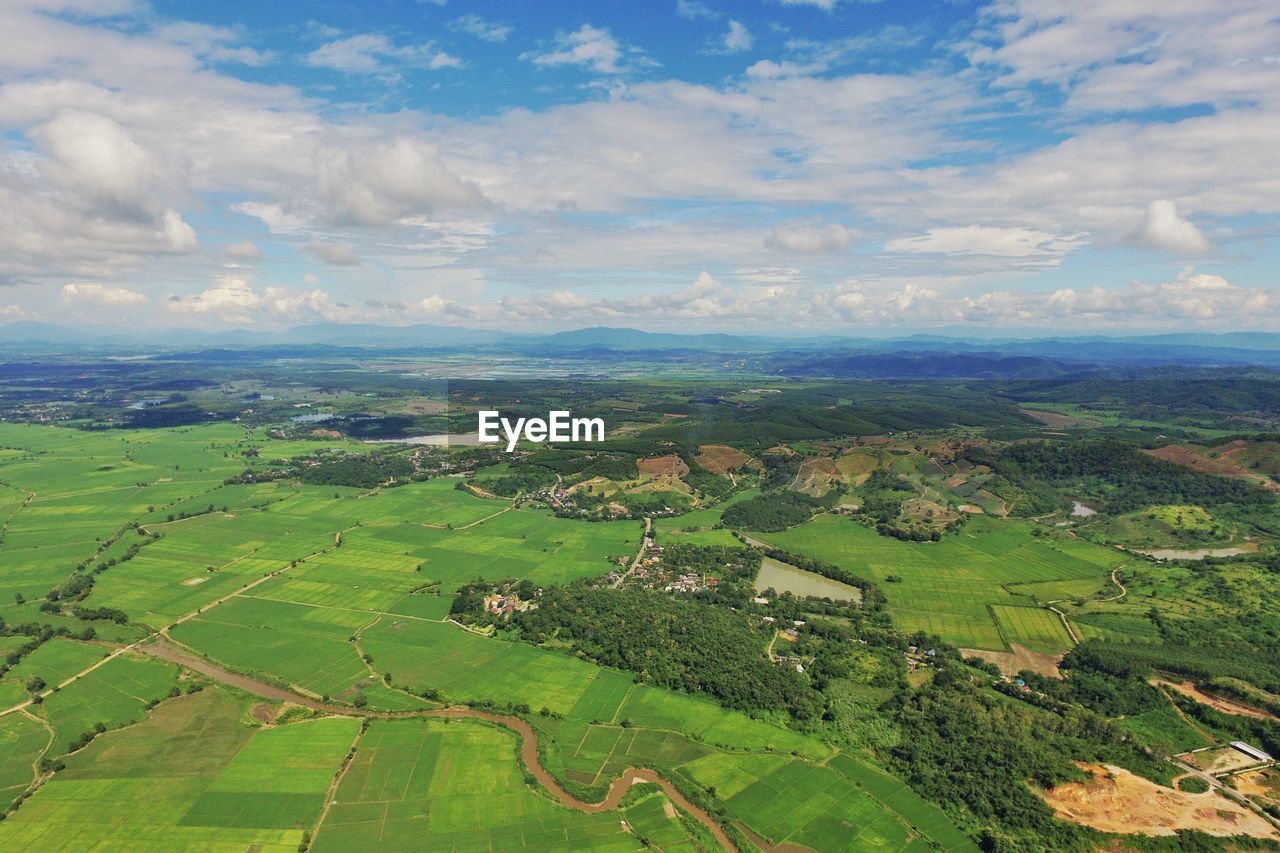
[136, 639, 736, 851]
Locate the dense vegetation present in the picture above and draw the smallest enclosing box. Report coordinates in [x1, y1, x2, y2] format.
[515, 585, 822, 720]
[720, 491, 823, 531]
[972, 439, 1276, 514]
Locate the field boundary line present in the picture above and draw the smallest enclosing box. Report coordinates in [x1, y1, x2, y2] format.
[308, 721, 367, 850]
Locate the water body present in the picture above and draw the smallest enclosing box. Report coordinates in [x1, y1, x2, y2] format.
[754, 556, 863, 604]
[365, 433, 482, 446]
[1135, 545, 1254, 561]
[290, 412, 335, 424]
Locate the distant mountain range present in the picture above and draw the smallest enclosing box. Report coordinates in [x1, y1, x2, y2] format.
[3, 321, 1280, 372]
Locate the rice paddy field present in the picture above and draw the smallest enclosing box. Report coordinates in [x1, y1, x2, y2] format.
[757, 514, 1124, 651]
[312, 718, 636, 852]
[0, 688, 357, 850]
[0, 422, 983, 850]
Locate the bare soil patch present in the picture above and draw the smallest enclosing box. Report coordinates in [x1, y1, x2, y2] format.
[1041, 763, 1277, 839]
[695, 445, 755, 474]
[789, 457, 841, 496]
[1147, 444, 1258, 479]
[1153, 678, 1276, 722]
[637, 454, 689, 481]
[181, 577, 209, 586]
[250, 703, 275, 724]
[962, 644, 1062, 678]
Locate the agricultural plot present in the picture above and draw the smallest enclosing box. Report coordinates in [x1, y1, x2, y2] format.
[0, 639, 107, 709]
[0, 687, 352, 850]
[0, 713, 48, 809]
[991, 606, 1074, 654]
[0, 424, 250, 603]
[621, 790, 703, 850]
[538, 716, 714, 789]
[387, 509, 640, 592]
[362, 477, 512, 528]
[171, 596, 371, 699]
[359, 619, 600, 715]
[41, 653, 179, 755]
[757, 515, 1122, 651]
[685, 753, 920, 851]
[313, 718, 634, 852]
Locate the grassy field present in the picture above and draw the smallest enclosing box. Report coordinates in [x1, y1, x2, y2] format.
[0, 713, 48, 809]
[757, 514, 1123, 651]
[0, 687, 356, 850]
[40, 654, 179, 755]
[0, 422, 984, 850]
[313, 718, 636, 852]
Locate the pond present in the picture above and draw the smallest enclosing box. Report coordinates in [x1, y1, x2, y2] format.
[754, 556, 863, 604]
[1071, 501, 1098, 517]
[364, 433, 482, 446]
[1135, 545, 1255, 561]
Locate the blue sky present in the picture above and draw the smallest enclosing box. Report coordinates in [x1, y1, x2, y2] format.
[1, 0, 1278, 333]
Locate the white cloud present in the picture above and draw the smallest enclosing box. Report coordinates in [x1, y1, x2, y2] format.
[0, 304, 30, 321]
[766, 222, 855, 253]
[722, 20, 754, 53]
[885, 226, 1085, 266]
[1136, 199, 1210, 254]
[776, 0, 840, 10]
[305, 241, 361, 266]
[676, 0, 717, 21]
[60, 282, 148, 305]
[224, 240, 263, 260]
[525, 25, 647, 74]
[169, 274, 261, 323]
[307, 34, 462, 74]
[450, 14, 512, 43]
[32, 111, 164, 214]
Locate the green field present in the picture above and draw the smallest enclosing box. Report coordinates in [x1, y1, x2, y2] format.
[313, 718, 636, 851]
[757, 515, 1123, 651]
[0, 687, 357, 850]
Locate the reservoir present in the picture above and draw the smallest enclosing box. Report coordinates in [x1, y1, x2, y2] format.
[754, 556, 863, 604]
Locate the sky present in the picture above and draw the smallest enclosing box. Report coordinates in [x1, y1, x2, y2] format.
[1, 0, 1278, 335]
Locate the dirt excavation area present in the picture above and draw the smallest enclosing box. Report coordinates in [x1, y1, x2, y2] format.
[961, 644, 1062, 678]
[1152, 678, 1276, 721]
[1040, 764, 1278, 840]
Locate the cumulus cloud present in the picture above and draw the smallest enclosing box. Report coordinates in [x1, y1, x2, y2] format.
[224, 240, 263, 260]
[32, 111, 166, 215]
[305, 241, 361, 266]
[1136, 199, 1210, 253]
[60, 282, 148, 305]
[766, 222, 856, 253]
[525, 25, 649, 74]
[168, 275, 260, 323]
[450, 14, 512, 43]
[168, 274, 354, 325]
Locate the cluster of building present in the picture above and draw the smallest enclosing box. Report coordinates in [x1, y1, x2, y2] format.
[482, 592, 535, 618]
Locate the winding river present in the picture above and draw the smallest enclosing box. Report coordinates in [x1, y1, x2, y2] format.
[137, 640, 736, 851]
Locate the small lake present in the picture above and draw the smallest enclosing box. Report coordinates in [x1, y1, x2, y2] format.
[365, 433, 482, 446]
[754, 556, 863, 604]
[1135, 545, 1255, 561]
